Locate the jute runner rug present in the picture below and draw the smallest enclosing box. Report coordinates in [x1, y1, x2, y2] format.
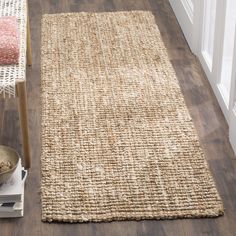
[41, 11, 223, 223]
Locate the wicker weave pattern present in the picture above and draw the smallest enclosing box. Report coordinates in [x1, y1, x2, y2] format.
[41, 12, 223, 223]
[0, 0, 27, 97]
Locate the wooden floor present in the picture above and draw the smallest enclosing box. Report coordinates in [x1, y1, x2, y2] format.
[0, 0, 236, 235]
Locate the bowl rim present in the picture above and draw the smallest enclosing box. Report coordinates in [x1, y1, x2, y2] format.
[0, 145, 20, 175]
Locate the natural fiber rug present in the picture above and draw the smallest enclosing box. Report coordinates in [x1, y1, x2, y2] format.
[41, 11, 223, 223]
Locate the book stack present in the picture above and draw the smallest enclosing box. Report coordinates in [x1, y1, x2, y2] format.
[0, 159, 27, 218]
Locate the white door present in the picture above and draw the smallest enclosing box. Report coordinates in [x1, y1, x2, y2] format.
[169, 0, 236, 154]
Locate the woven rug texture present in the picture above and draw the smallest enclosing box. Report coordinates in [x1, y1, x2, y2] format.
[41, 11, 223, 223]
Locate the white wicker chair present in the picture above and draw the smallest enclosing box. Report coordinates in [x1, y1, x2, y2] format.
[0, 0, 32, 169]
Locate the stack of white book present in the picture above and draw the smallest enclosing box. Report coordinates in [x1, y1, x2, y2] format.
[0, 159, 27, 218]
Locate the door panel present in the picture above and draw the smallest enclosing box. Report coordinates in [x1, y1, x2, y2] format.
[201, 0, 217, 73]
[218, 0, 236, 108]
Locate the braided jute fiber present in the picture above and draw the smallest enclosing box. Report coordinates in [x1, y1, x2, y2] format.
[41, 11, 223, 223]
